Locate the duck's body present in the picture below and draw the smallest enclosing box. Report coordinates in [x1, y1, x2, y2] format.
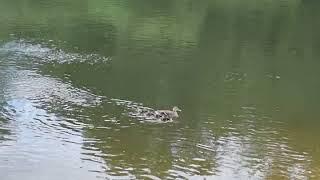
[134, 106, 181, 121]
[154, 106, 181, 121]
[155, 110, 179, 118]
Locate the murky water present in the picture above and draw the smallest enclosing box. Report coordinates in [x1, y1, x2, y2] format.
[1, 0, 320, 179]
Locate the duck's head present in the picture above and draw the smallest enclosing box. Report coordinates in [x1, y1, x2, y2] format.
[173, 106, 182, 112]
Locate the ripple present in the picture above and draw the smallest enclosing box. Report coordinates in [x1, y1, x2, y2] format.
[5, 69, 103, 108]
[0, 39, 111, 65]
[0, 36, 318, 179]
[140, 174, 161, 180]
[0, 51, 111, 179]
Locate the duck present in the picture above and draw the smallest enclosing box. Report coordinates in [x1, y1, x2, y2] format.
[154, 106, 182, 121]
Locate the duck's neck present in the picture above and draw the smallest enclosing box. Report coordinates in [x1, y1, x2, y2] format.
[173, 111, 179, 117]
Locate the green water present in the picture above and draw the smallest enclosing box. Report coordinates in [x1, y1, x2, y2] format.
[1, 0, 320, 179]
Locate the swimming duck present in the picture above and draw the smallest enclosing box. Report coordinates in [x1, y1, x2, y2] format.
[154, 106, 182, 121]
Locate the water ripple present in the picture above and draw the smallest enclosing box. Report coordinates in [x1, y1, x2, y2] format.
[0, 39, 111, 65]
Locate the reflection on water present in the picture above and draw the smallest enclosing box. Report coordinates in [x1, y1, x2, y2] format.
[1, 43, 319, 179]
[1, 0, 320, 179]
[0, 54, 108, 179]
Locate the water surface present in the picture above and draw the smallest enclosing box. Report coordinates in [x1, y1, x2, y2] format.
[1, 0, 320, 179]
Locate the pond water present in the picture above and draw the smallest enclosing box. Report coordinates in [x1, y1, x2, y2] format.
[1, 0, 320, 179]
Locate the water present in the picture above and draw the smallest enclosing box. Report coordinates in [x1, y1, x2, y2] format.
[1, 0, 320, 179]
